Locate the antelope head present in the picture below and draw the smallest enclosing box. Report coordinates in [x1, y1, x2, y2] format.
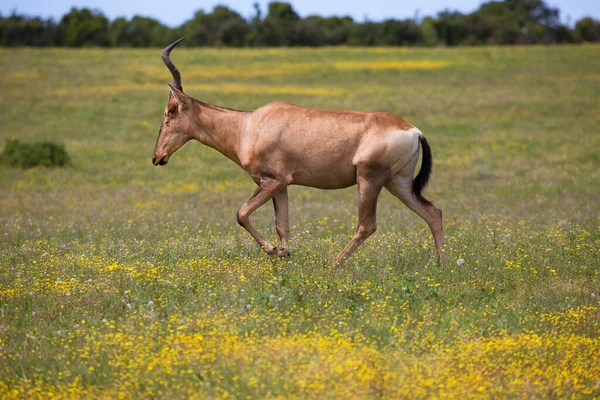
[152, 37, 194, 166]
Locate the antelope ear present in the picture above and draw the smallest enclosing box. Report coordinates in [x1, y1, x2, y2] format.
[168, 83, 191, 108]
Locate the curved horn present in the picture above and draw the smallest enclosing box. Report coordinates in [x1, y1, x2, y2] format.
[162, 37, 185, 91]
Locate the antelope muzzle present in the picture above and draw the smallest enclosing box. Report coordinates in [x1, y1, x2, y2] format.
[152, 154, 169, 166]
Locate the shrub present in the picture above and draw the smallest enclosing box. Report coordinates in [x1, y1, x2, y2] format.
[1, 139, 72, 168]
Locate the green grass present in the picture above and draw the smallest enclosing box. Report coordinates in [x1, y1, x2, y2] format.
[0, 45, 599, 398]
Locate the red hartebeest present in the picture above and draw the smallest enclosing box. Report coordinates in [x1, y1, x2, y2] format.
[152, 38, 446, 265]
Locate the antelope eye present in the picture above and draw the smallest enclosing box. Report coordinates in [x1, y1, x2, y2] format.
[166, 104, 178, 115]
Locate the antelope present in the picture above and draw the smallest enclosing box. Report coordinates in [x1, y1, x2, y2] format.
[152, 38, 446, 265]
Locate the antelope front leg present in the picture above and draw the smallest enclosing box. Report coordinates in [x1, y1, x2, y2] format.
[237, 178, 289, 257]
[272, 187, 290, 257]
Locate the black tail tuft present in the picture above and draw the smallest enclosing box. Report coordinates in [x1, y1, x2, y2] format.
[412, 135, 433, 206]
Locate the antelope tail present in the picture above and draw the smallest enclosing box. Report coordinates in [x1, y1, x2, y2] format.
[412, 134, 433, 206]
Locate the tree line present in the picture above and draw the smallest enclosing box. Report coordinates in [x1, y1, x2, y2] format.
[1, 0, 599, 47]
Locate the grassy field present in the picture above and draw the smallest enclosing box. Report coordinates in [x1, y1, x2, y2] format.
[1, 45, 599, 398]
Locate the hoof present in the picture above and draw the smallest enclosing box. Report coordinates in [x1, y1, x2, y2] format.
[437, 251, 447, 266]
[333, 256, 346, 266]
[280, 248, 291, 258]
[266, 246, 290, 258]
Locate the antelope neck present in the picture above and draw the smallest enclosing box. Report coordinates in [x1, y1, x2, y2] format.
[191, 100, 248, 166]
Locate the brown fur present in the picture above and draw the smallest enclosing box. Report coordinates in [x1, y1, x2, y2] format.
[153, 87, 446, 265]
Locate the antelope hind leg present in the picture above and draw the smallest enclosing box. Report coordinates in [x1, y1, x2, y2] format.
[384, 174, 446, 265]
[334, 168, 387, 265]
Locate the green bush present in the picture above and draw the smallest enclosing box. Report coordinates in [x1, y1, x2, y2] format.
[1, 139, 71, 168]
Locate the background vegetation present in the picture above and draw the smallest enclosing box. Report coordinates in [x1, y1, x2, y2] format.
[1, 0, 599, 47]
[0, 44, 599, 397]
[1, 139, 71, 168]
